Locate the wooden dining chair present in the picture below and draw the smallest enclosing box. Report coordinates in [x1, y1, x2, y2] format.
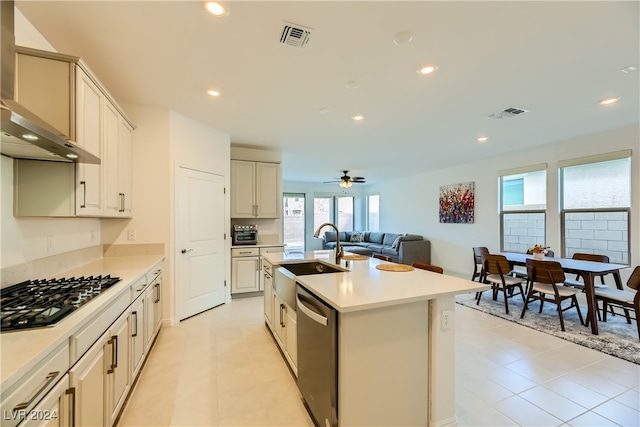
[412, 262, 444, 274]
[477, 254, 526, 315]
[520, 259, 584, 331]
[471, 247, 489, 282]
[594, 266, 640, 340]
[373, 254, 393, 262]
[563, 253, 614, 289]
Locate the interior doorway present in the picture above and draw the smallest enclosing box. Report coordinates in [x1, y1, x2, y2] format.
[283, 193, 305, 255]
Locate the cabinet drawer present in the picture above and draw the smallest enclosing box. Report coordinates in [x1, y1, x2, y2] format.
[70, 290, 129, 363]
[231, 248, 260, 257]
[130, 276, 148, 302]
[146, 260, 163, 283]
[262, 261, 273, 276]
[0, 342, 69, 427]
[259, 246, 284, 255]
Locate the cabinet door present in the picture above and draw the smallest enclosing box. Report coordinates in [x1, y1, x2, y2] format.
[118, 119, 133, 217]
[70, 331, 108, 427]
[230, 160, 256, 217]
[21, 374, 70, 427]
[285, 307, 297, 370]
[130, 295, 145, 381]
[273, 293, 286, 347]
[144, 284, 155, 352]
[103, 101, 120, 217]
[255, 162, 281, 218]
[75, 67, 103, 216]
[107, 311, 130, 426]
[231, 257, 260, 294]
[263, 271, 273, 327]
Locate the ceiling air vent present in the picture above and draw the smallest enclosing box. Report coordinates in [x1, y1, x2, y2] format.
[279, 22, 313, 48]
[489, 107, 529, 120]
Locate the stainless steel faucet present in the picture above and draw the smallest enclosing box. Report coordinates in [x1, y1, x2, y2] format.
[314, 222, 343, 264]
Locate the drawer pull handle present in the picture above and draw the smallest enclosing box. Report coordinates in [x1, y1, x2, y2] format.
[136, 285, 146, 292]
[155, 282, 161, 303]
[14, 371, 59, 410]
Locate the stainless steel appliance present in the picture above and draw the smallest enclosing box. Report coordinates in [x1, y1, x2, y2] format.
[232, 224, 258, 245]
[0, 275, 120, 331]
[296, 284, 338, 427]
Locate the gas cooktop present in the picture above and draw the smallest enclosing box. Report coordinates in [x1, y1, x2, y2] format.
[0, 275, 121, 332]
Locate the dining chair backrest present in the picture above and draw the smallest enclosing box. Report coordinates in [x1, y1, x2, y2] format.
[627, 266, 640, 291]
[484, 254, 511, 277]
[412, 262, 444, 274]
[473, 247, 489, 264]
[572, 253, 610, 263]
[526, 259, 565, 284]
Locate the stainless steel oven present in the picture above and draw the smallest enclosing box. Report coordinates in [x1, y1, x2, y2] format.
[232, 224, 258, 245]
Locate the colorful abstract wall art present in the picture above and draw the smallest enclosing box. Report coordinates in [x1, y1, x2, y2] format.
[439, 182, 475, 224]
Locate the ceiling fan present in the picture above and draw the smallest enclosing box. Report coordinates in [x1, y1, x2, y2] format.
[324, 170, 366, 188]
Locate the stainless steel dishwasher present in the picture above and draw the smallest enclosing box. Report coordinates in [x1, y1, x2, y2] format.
[296, 284, 338, 427]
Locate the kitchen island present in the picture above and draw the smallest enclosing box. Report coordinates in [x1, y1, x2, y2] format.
[262, 251, 488, 427]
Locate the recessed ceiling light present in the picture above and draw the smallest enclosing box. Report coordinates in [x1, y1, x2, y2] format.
[417, 64, 438, 75]
[352, 115, 364, 121]
[599, 97, 620, 105]
[477, 137, 488, 143]
[346, 81, 359, 89]
[204, 2, 227, 17]
[393, 31, 413, 45]
[207, 89, 221, 97]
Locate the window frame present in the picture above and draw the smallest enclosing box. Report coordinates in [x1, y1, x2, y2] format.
[558, 150, 632, 264]
[313, 194, 354, 232]
[498, 164, 548, 253]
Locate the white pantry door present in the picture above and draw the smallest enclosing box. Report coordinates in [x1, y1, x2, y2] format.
[176, 166, 226, 321]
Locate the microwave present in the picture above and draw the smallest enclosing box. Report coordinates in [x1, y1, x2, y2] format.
[233, 225, 258, 245]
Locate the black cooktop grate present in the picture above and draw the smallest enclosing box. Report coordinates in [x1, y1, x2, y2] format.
[0, 275, 121, 331]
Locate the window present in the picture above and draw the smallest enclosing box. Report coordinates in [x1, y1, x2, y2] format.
[313, 196, 354, 234]
[560, 151, 631, 264]
[283, 193, 305, 253]
[367, 194, 380, 232]
[499, 164, 547, 253]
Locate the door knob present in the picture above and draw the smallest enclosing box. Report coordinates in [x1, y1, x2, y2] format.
[181, 249, 193, 254]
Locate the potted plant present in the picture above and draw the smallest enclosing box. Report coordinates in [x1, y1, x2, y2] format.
[530, 244, 550, 259]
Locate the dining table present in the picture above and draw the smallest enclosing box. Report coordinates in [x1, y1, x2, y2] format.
[501, 252, 628, 335]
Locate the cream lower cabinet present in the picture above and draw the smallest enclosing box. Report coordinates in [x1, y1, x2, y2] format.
[130, 294, 145, 381]
[144, 272, 162, 353]
[272, 293, 297, 375]
[21, 374, 70, 427]
[106, 311, 130, 427]
[69, 309, 130, 427]
[231, 248, 260, 294]
[69, 331, 109, 427]
[263, 261, 274, 327]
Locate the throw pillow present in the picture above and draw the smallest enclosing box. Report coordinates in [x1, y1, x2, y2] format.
[391, 234, 407, 250]
[350, 231, 363, 243]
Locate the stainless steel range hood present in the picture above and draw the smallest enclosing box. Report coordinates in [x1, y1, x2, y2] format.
[0, 0, 100, 164]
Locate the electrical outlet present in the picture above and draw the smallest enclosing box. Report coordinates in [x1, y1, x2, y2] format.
[442, 310, 452, 331]
[127, 230, 136, 241]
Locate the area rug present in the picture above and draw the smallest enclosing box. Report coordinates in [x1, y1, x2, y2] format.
[455, 292, 640, 365]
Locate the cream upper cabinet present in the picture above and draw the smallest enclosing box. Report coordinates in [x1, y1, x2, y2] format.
[230, 160, 281, 218]
[104, 102, 133, 218]
[12, 46, 134, 218]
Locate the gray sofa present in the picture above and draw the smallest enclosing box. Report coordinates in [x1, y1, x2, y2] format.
[322, 231, 431, 265]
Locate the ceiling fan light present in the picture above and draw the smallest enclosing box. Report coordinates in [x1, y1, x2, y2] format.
[339, 181, 352, 188]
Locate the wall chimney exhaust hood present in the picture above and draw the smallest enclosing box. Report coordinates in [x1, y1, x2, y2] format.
[0, 0, 100, 164]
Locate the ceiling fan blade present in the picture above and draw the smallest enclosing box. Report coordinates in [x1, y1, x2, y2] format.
[351, 177, 365, 181]
[323, 180, 341, 183]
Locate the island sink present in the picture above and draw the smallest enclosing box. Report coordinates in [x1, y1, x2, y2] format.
[280, 261, 347, 276]
[275, 261, 347, 310]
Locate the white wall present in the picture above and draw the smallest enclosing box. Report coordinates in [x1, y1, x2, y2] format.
[365, 125, 639, 280]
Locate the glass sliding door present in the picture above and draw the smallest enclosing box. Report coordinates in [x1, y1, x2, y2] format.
[283, 193, 305, 254]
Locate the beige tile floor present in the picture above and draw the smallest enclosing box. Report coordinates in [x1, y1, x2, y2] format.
[118, 296, 640, 427]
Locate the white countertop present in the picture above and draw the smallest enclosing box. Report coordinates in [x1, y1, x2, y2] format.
[1, 254, 163, 392]
[262, 251, 487, 313]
